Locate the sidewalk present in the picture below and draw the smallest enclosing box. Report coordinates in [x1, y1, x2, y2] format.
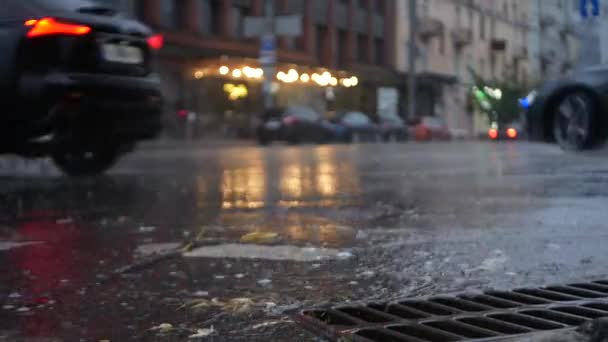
[138, 138, 255, 150]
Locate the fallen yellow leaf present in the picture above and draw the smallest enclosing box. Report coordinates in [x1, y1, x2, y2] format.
[240, 232, 279, 244]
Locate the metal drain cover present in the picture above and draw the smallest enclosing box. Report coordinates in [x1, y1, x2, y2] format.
[296, 280, 608, 341]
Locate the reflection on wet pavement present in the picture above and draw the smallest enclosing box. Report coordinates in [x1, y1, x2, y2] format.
[2, 143, 608, 340]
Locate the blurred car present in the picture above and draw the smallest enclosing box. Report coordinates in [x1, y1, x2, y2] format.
[257, 106, 334, 145]
[488, 122, 522, 141]
[0, 0, 163, 176]
[526, 65, 608, 150]
[379, 115, 408, 142]
[333, 111, 380, 143]
[413, 117, 451, 141]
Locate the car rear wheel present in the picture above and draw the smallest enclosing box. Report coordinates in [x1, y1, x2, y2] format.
[553, 92, 594, 151]
[52, 146, 119, 177]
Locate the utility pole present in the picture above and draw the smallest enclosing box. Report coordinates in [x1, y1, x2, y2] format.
[262, 0, 276, 110]
[407, 0, 417, 121]
[244, 0, 301, 111]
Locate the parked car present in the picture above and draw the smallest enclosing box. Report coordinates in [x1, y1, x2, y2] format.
[0, 0, 163, 176]
[413, 117, 451, 141]
[526, 65, 608, 150]
[333, 111, 380, 143]
[379, 115, 408, 142]
[257, 106, 334, 145]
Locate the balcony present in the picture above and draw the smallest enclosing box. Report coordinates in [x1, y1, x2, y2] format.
[540, 50, 556, 64]
[540, 14, 556, 29]
[560, 22, 575, 36]
[418, 17, 443, 40]
[490, 38, 507, 51]
[451, 28, 472, 48]
[513, 44, 528, 60]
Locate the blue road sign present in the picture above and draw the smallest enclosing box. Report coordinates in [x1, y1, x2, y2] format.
[261, 35, 275, 52]
[581, 0, 600, 18]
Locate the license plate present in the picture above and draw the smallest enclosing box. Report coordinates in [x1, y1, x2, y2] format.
[101, 43, 143, 64]
[264, 121, 281, 130]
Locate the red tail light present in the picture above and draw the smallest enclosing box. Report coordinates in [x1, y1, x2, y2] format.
[147, 34, 164, 50]
[283, 116, 298, 125]
[25, 18, 91, 38]
[507, 128, 518, 139]
[488, 128, 498, 140]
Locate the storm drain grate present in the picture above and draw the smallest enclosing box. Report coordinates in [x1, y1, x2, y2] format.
[296, 280, 608, 341]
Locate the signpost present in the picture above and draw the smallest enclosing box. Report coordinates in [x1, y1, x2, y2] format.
[580, 0, 600, 18]
[244, 0, 302, 110]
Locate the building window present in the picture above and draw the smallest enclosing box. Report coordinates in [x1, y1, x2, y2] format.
[421, 0, 430, 16]
[375, 0, 385, 14]
[316, 26, 327, 63]
[231, 2, 252, 37]
[201, 0, 221, 34]
[479, 14, 485, 39]
[503, 1, 508, 19]
[358, 0, 367, 9]
[357, 34, 367, 62]
[338, 30, 348, 67]
[455, 5, 461, 28]
[374, 38, 384, 65]
[134, 0, 145, 20]
[160, 0, 178, 29]
[439, 33, 445, 55]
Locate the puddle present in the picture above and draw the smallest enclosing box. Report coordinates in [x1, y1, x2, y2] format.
[135, 242, 182, 256]
[0, 241, 42, 251]
[183, 243, 349, 262]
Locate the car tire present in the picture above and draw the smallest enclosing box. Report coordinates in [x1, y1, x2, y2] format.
[52, 146, 119, 177]
[257, 134, 270, 146]
[286, 135, 300, 145]
[552, 92, 595, 151]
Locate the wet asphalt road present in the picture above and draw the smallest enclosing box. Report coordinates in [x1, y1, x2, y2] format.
[1, 141, 608, 341]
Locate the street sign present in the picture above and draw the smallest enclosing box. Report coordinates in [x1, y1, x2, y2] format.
[581, 0, 600, 18]
[259, 34, 276, 65]
[244, 15, 302, 38]
[242, 0, 304, 110]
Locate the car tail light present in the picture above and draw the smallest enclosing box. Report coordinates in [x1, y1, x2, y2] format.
[176, 109, 189, 118]
[283, 116, 298, 125]
[25, 18, 91, 38]
[488, 128, 498, 140]
[507, 128, 518, 139]
[147, 34, 164, 50]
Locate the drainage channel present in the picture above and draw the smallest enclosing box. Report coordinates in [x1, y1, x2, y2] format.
[296, 280, 608, 341]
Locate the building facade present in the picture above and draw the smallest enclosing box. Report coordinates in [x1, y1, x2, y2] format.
[527, 0, 580, 81]
[99, 0, 399, 136]
[395, 0, 581, 136]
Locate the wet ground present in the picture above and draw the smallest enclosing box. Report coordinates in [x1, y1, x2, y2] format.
[1, 141, 608, 341]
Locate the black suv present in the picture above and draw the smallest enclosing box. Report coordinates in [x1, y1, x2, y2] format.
[0, 0, 163, 176]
